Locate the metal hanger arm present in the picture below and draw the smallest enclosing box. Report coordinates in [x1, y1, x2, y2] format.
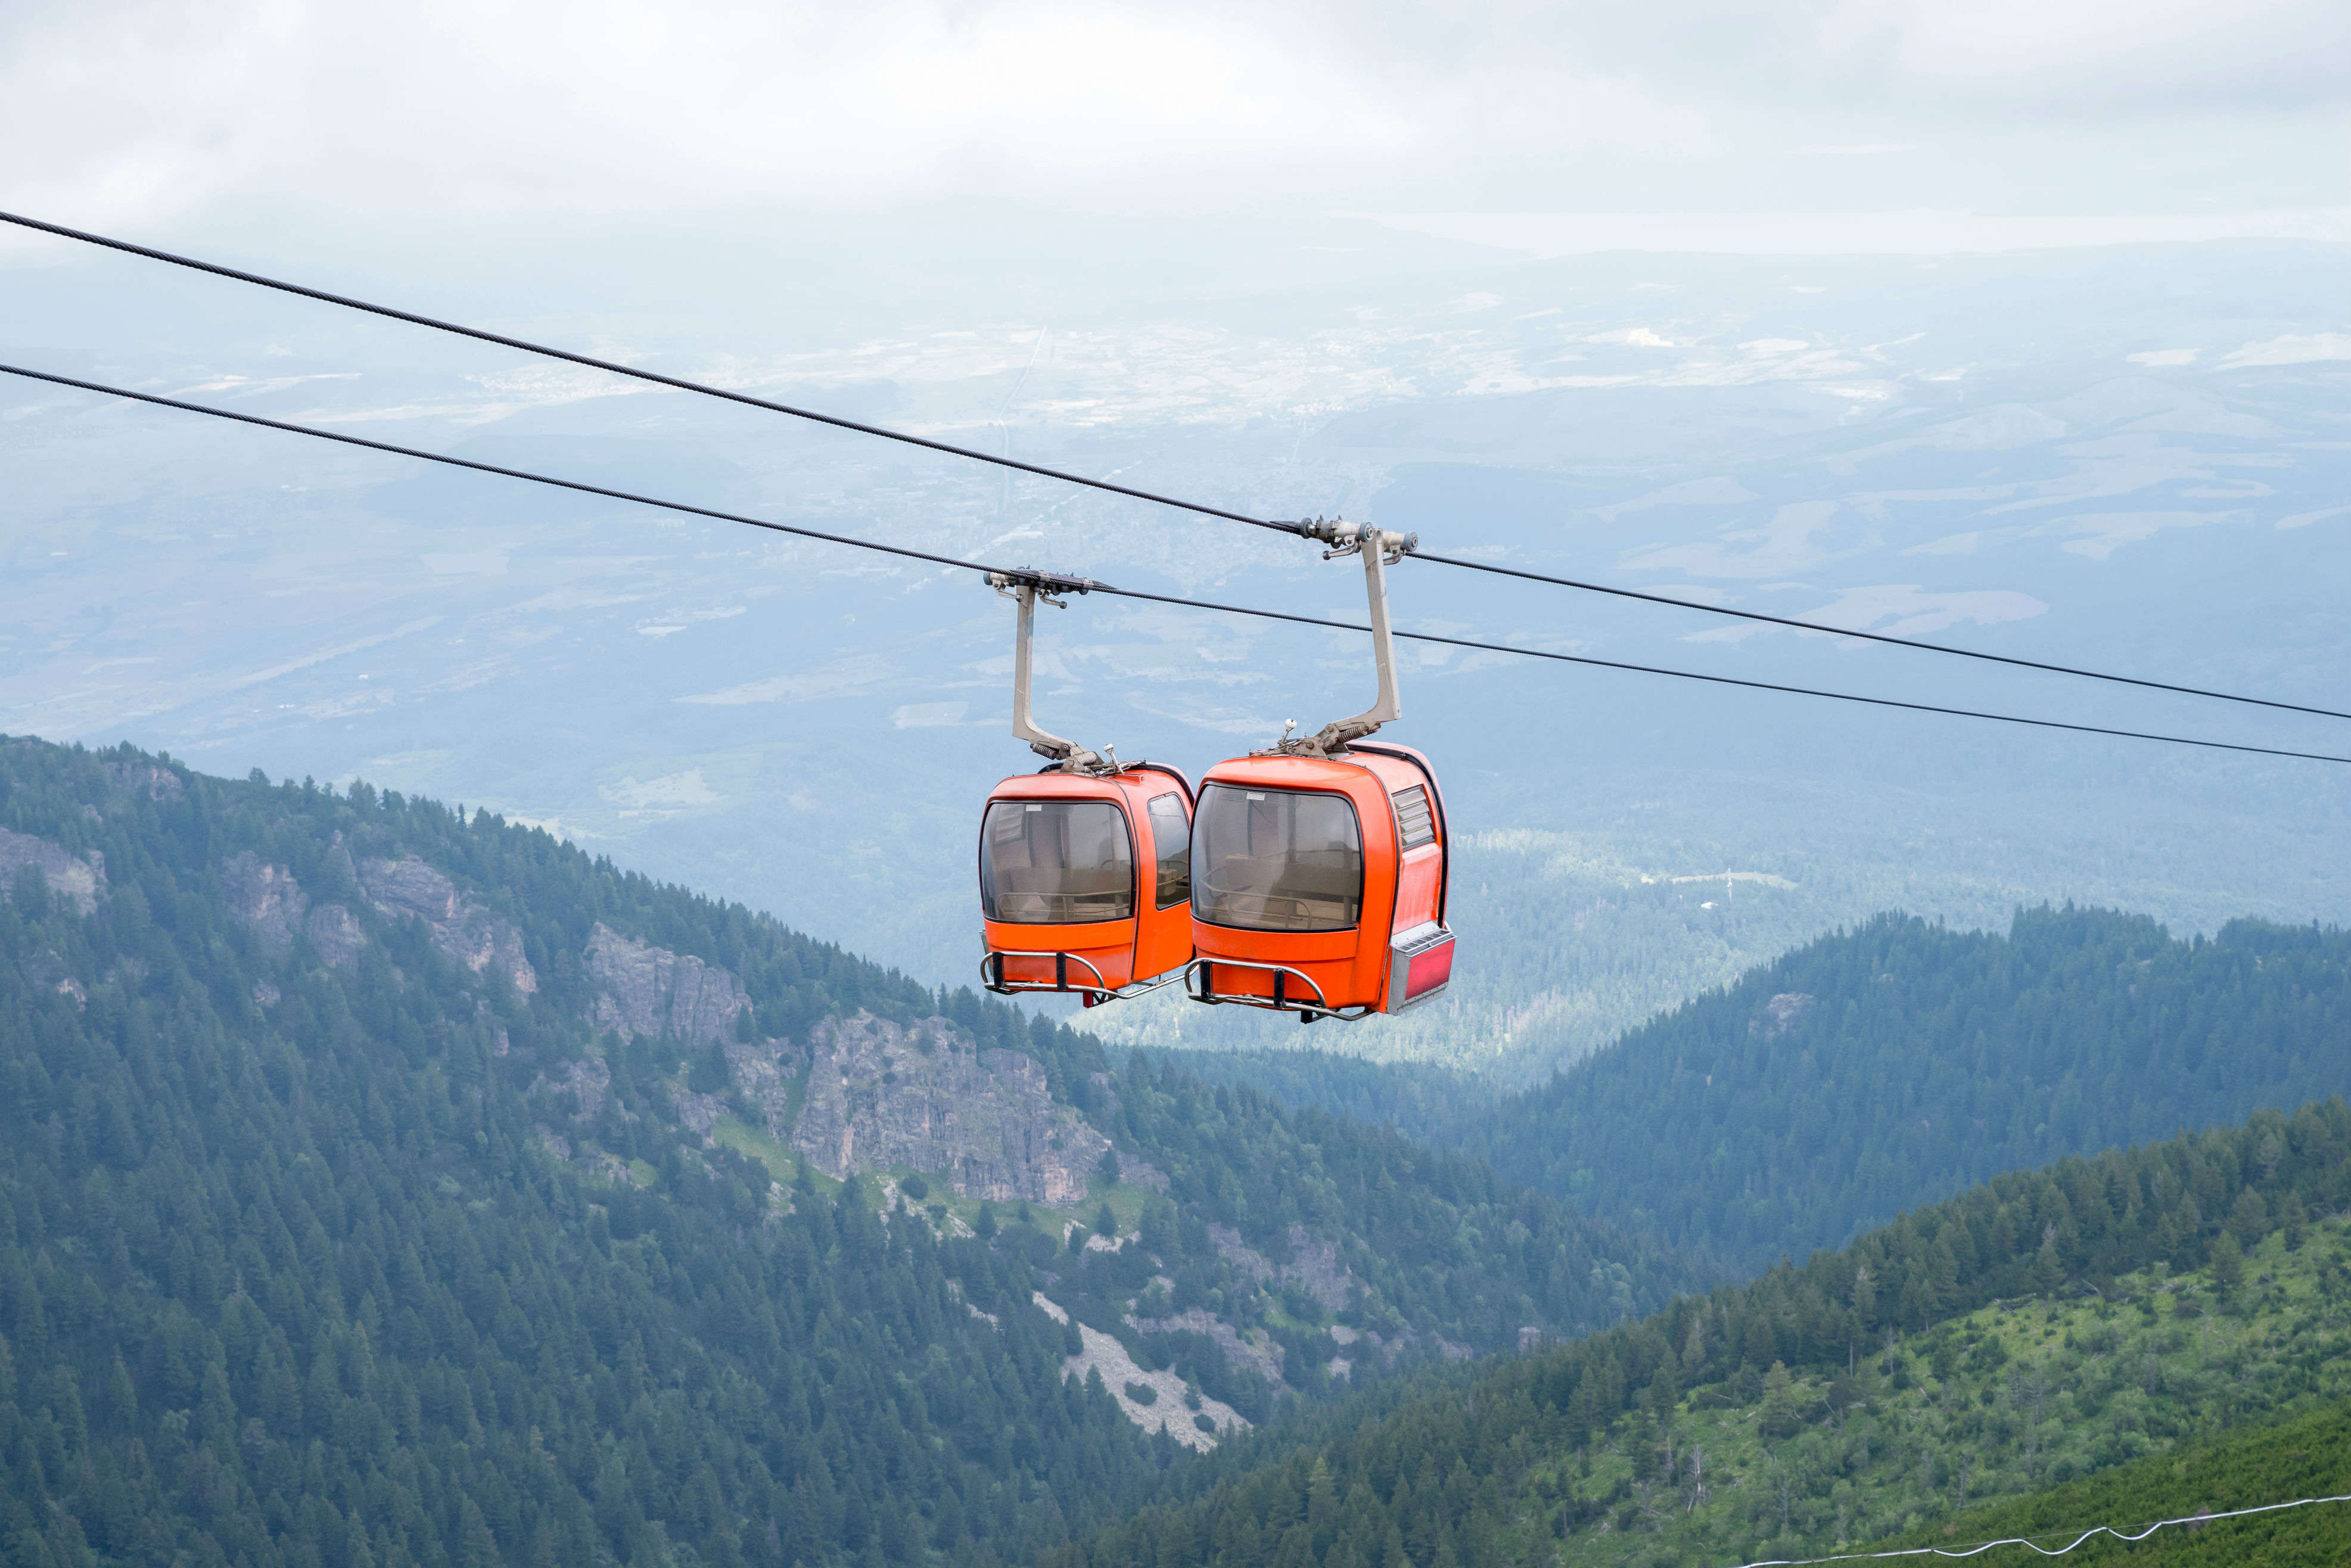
[1282, 520, 1414, 755]
[989, 571, 1108, 771]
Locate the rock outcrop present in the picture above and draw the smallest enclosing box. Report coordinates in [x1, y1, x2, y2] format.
[1125, 1306, 1286, 1385]
[583, 922, 745, 1043]
[104, 760, 183, 801]
[535, 1054, 613, 1124]
[1209, 1221, 1358, 1311]
[1208, 1224, 1274, 1283]
[791, 1012, 1109, 1206]
[358, 855, 537, 993]
[306, 905, 368, 969]
[221, 852, 308, 948]
[1751, 991, 1815, 1037]
[0, 827, 106, 916]
[1281, 1224, 1355, 1313]
[719, 1038, 807, 1141]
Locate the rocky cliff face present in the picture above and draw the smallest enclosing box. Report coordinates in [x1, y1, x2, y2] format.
[583, 922, 747, 1044]
[791, 1012, 1110, 1206]
[212, 850, 431, 973]
[357, 855, 537, 993]
[0, 827, 106, 916]
[716, 1038, 806, 1140]
[305, 905, 367, 969]
[551, 926, 1102, 1209]
[103, 759, 184, 801]
[220, 851, 308, 948]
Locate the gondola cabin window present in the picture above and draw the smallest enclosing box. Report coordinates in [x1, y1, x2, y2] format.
[1192, 785, 1363, 932]
[979, 800, 1135, 923]
[1148, 793, 1192, 908]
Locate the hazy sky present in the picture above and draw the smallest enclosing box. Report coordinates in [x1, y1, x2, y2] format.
[4, 0, 2344, 248]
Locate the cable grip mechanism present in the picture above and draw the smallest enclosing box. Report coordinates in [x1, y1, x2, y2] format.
[987, 569, 1116, 774]
[1260, 518, 1418, 758]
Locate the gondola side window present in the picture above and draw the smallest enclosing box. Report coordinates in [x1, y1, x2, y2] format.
[980, 801, 1136, 924]
[1191, 785, 1363, 932]
[1147, 794, 1191, 909]
[1391, 786, 1435, 851]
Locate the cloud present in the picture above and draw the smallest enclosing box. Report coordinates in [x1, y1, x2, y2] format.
[2217, 333, 2351, 368]
[1359, 209, 2351, 258]
[0, 0, 1415, 225]
[0, 0, 2339, 236]
[1808, 0, 2347, 111]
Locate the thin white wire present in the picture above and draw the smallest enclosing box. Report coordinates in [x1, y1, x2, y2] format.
[1715, 1491, 2351, 1566]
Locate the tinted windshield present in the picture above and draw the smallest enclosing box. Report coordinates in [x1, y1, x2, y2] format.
[979, 800, 1135, 924]
[1190, 785, 1363, 932]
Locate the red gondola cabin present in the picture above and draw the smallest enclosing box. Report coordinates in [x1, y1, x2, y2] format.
[979, 765, 1196, 1006]
[1186, 740, 1453, 1021]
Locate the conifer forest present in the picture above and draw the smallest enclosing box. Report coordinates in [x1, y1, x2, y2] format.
[2, 738, 2345, 1568]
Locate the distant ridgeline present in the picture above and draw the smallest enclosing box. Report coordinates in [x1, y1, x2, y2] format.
[1043, 1098, 2351, 1568]
[1476, 909, 2351, 1271]
[0, 736, 1703, 1568]
[1193, 909, 2351, 1274]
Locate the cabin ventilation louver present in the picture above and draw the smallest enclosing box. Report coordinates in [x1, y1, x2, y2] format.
[1392, 785, 1435, 851]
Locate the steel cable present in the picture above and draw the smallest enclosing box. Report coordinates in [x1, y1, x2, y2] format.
[1715, 1489, 2351, 1566]
[1408, 550, 2351, 721]
[7, 206, 2339, 722]
[0, 208, 1307, 540]
[10, 363, 2345, 767]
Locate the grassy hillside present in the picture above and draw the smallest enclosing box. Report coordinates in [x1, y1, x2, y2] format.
[1858, 1397, 2351, 1566]
[1515, 1210, 2351, 1565]
[1041, 1098, 2351, 1568]
[0, 736, 1708, 1568]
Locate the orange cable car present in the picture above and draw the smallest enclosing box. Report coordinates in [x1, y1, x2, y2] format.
[1185, 521, 1456, 1022]
[977, 571, 1196, 1008]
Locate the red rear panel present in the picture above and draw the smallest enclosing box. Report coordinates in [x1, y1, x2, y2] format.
[1405, 938, 1454, 1001]
[1385, 921, 1454, 1012]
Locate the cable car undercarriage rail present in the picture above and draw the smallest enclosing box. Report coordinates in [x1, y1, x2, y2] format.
[1183, 957, 1372, 1023]
[981, 949, 1186, 1008]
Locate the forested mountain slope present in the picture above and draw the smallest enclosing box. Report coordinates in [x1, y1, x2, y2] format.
[1044, 1098, 2351, 1568]
[1149, 1051, 1498, 1150]
[1465, 908, 2350, 1270]
[0, 736, 1704, 1568]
